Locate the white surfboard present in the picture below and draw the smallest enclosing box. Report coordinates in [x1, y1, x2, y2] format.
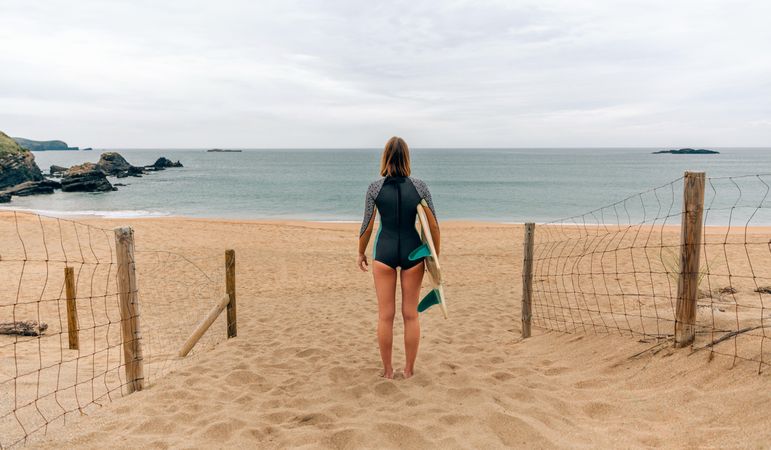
[413, 199, 448, 319]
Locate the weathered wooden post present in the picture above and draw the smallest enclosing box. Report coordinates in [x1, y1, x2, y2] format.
[521, 223, 535, 338]
[115, 227, 144, 393]
[226, 249, 237, 338]
[64, 267, 79, 350]
[178, 294, 231, 357]
[674, 172, 706, 348]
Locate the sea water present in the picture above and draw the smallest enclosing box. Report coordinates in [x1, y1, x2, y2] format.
[5, 148, 771, 225]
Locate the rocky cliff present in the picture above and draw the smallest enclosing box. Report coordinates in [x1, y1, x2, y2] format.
[0, 131, 45, 190]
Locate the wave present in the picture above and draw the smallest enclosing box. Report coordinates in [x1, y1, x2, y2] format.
[0, 206, 171, 219]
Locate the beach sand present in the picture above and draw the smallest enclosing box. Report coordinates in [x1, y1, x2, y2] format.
[2, 217, 770, 448]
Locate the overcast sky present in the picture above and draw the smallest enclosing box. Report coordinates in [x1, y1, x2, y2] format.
[1, 0, 770, 148]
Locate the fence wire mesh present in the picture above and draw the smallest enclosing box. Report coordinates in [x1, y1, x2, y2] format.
[530, 173, 771, 372]
[0, 211, 229, 448]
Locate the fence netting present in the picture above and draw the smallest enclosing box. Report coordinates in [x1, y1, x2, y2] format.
[530, 173, 771, 372]
[0, 211, 228, 448]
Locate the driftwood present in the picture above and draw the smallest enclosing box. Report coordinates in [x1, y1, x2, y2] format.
[702, 325, 764, 349]
[0, 321, 48, 336]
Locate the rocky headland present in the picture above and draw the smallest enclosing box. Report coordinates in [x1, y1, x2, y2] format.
[12, 137, 79, 151]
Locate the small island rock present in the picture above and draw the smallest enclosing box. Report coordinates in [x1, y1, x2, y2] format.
[653, 148, 719, 155]
[152, 157, 183, 169]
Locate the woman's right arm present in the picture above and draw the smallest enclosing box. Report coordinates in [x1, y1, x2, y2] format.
[423, 205, 440, 255]
[413, 178, 440, 255]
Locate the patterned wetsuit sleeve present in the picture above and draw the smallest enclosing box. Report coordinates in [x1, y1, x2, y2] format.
[410, 177, 437, 222]
[359, 180, 383, 236]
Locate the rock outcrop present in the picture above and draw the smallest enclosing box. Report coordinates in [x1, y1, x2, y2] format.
[0, 131, 45, 190]
[151, 157, 183, 169]
[0, 192, 9, 203]
[61, 163, 115, 192]
[50, 165, 68, 177]
[97, 152, 144, 177]
[1, 180, 60, 196]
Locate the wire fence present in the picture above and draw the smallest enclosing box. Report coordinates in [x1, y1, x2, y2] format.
[0, 210, 232, 448]
[527, 172, 771, 372]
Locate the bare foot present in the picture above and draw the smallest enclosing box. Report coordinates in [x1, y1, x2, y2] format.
[403, 369, 414, 379]
[381, 368, 394, 379]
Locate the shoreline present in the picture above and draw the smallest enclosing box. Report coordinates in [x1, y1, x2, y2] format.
[3, 208, 771, 233]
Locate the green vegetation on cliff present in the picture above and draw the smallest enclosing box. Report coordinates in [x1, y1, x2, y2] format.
[0, 131, 26, 156]
[0, 131, 45, 189]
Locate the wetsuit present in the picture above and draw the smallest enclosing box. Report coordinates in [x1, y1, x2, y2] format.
[360, 176, 437, 270]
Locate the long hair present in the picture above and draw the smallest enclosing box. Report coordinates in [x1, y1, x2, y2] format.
[380, 136, 411, 177]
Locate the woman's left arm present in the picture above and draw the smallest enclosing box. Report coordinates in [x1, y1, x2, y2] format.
[358, 208, 376, 271]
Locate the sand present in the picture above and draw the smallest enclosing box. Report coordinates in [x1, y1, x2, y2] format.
[2, 216, 770, 449]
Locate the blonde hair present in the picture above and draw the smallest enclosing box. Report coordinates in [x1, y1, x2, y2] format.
[380, 136, 411, 177]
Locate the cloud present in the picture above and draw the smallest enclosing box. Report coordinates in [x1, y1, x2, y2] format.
[1, 0, 770, 147]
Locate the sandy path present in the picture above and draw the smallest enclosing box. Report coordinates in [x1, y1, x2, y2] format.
[1, 218, 767, 449]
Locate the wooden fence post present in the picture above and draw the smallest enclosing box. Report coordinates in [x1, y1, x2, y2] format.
[115, 227, 144, 393]
[674, 171, 706, 348]
[64, 267, 79, 350]
[226, 249, 237, 338]
[522, 223, 535, 338]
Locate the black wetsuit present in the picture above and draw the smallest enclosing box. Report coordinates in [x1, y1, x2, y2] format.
[360, 176, 437, 270]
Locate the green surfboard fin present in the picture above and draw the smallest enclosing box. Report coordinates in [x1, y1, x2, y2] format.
[408, 243, 431, 261]
[418, 289, 441, 313]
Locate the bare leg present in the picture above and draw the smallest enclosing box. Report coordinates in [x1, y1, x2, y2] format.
[373, 261, 397, 379]
[400, 261, 424, 379]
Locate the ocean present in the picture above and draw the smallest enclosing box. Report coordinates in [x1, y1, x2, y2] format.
[5, 148, 771, 225]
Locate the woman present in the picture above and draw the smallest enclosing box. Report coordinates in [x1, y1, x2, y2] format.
[357, 136, 439, 379]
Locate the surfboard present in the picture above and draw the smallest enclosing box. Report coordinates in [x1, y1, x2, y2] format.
[408, 199, 448, 319]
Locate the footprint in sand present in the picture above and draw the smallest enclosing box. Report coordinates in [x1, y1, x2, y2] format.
[373, 380, 401, 396]
[327, 365, 353, 384]
[573, 379, 603, 389]
[583, 401, 615, 419]
[375, 423, 432, 448]
[291, 412, 333, 427]
[439, 413, 472, 426]
[485, 412, 554, 447]
[543, 366, 570, 376]
[491, 371, 515, 381]
[133, 418, 177, 435]
[327, 428, 368, 449]
[224, 369, 265, 386]
[201, 419, 246, 441]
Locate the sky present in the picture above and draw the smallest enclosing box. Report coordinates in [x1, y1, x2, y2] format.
[1, 0, 770, 148]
